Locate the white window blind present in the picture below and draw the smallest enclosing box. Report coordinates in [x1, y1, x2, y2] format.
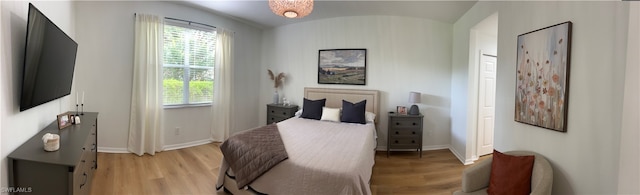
[162, 20, 216, 106]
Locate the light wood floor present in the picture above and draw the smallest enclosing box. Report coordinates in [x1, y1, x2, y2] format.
[90, 143, 486, 195]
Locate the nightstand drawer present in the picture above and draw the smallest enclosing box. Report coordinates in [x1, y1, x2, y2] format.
[268, 107, 295, 118]
[389, 138, 420, 147]
[389, 129, 420, 137]
[389, 118, 422, 129]
[267, 116, 288, 124]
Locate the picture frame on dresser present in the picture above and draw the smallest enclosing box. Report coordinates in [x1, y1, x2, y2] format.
[396, 106, 407, 115]
[57, 113, 72, 129]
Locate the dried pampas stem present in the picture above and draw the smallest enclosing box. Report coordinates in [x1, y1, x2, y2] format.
[267, 69, 285, 88]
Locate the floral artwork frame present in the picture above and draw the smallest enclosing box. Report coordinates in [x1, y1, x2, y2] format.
[514, 21, 572, 132]
[318, 49, 366, 85]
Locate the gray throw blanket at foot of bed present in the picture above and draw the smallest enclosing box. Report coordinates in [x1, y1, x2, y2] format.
[220, 124, 288, 189]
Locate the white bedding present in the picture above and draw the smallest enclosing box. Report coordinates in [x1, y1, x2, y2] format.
[216, 117, 377, 195]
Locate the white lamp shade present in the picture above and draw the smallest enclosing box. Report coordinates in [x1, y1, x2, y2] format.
[409, 92, 421, 104]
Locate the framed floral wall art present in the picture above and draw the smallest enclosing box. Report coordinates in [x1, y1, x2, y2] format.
[514, 21, 572, 132]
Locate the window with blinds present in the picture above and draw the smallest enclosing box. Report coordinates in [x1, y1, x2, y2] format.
[163, 21, 216, 106]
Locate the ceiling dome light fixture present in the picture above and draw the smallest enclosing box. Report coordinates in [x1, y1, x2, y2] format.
[269, 0, 313, 19]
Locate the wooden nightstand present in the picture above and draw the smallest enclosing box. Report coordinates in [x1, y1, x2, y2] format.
[267, 104, 299, 124]
[387, 113, 424, 158]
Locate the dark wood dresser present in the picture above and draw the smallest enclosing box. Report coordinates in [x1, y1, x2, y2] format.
[387, 113, 423, 158]
[8, 112, 98, 195]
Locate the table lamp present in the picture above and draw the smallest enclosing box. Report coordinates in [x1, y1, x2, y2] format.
[408, 92, 421, 115]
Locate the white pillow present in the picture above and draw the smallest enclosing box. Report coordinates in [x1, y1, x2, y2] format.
[320, 107, 341, 122]
[365, 111, 376, 123]
[295, 109, 303, 117]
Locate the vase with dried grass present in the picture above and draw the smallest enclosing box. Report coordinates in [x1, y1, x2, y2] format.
[268, 69, 285, 104]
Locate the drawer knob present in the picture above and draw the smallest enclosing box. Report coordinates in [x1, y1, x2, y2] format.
[395, 131, 399, 135]
[396, 122, 400, 125]
[283, 112, 287, 115]
[412, 140, 416, 143]
[412, 123, 417, 126]
[412, 131, 416, 134]
[394, 140, 398, 143]
[271, 110, 275, 113]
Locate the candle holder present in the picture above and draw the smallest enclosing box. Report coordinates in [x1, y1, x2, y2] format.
[75, 104, 79, 116]
[81, 104, 84, 115]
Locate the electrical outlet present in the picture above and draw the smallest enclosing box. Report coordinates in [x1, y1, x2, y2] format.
[175, 127, 181, 135]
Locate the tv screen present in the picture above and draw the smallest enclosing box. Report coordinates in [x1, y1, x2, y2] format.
[20, 3, 78, 111]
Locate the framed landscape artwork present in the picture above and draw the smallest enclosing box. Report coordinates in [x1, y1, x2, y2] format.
[318, 49, 366, 85]
[514, 21, 572, 132]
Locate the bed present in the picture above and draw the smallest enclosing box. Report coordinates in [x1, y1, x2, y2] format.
[216, 87, 380, 195]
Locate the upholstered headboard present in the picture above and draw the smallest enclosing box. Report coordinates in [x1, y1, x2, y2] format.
[304, 87, 380, 121]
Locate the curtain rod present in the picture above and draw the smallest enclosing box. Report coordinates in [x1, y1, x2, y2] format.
[133, 14, 216, 29]
[165, 17, 216, 29]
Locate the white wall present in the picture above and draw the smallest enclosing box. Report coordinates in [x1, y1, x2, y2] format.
[0, 1, 4, 187]
[617, 2, 640, 194]
[74, 1, 262, 152]
[454, 1, 629, 194]
[0, 0, 76, 189]
[261, 16, 453, 150]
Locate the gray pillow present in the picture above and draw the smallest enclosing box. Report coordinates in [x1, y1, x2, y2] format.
[300, 98, 326, 120]
[341, 100, 367, 124]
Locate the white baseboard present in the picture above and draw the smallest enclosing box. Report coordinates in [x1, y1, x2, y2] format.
[97, 147, 129, 153]
[97, 139, 214, 153]
[423, 144, 451, 151]
[449, 147, 475, 165]
[376, 144, 451, 151]
[163, 139, 213, 151]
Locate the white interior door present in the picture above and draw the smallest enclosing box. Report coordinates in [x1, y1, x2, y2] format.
[477, 53, 497, 156]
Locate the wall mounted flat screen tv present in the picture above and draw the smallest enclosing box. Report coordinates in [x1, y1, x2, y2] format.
[20, 3, 78, 111]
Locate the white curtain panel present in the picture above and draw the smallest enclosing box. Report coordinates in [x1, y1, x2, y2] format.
[128, 14, 164, 156]
[211, 28, 234, 142]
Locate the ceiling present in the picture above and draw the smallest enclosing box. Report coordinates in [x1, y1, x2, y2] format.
[179, 0, 478, 29]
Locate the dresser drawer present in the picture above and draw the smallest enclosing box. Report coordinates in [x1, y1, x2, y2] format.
[389, 129, 421, 137]
[389, 117, 422, 129]
[72, 156, 91, 195]
[267, 106, 295, 118]
[389, 138, 420, 148]
[267, 116, 288, 124]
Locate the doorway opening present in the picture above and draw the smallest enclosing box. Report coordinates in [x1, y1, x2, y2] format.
[470, 13, 498, 159]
